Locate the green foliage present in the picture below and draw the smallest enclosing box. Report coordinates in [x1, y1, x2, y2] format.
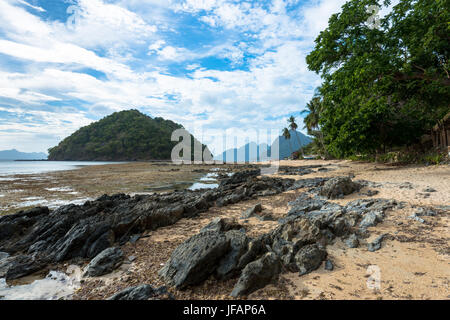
[306, 0, 450, 158]
[48, 109, 210, 161]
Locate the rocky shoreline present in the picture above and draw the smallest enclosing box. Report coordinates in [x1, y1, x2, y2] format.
[0, 162, 448, 300]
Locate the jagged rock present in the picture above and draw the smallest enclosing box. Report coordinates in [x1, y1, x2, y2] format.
[287, 195, 327, 217]
[216, 230, 249, 279]
[414, 207, 437, 217]
[346, 199, 396, 215]
[241, 203, 262, 219]
[0, 172, 297, 279]
[399, 182, 414, 189]
[271, 218, 321, 251]
[294, 244, 327, 276]
[0, 252, 9, 261]
[360, 189, 379, 197]
[219, 169, 261, 188]
[84, 247, 124, 277]
[107, 284, 173, 300]
[200, 218, 242, 233]
[368, 234, 387, 252]
[236, 235, 269, 270]
[159, 231, 230, 289]
[359, 211, 384, 229]
[423, 187, 436, 193]
[344, 234, 359, 248]
[231, 252, 281, 297]
[319, 177, 361, 199]
[0, 254, 46, 280]
[289, 178, 329, 190]
[278, 166, 316, 176]
[271, 238, 295, 270]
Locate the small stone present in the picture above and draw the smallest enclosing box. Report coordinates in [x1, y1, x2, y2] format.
[344, 234, 359, 248]
[241, 203, 263, 219]
[324, 260, 334, 271]
[368, 234, 387, 252]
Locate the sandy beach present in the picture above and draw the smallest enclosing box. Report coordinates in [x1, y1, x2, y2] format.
[60, 160, 450, 300]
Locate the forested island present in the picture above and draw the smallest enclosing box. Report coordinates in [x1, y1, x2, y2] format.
[47, 110, 210, 161]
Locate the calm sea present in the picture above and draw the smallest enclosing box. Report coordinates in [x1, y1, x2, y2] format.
[0, 161, 125, 176]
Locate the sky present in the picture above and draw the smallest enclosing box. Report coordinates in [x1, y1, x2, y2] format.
[0, 0, 367, 156]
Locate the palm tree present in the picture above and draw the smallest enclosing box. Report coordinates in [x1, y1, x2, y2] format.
[282, 127, 293, 159]
[301, 97, 322, 134]
[288, 116, 304, 158]
[301, 96, 329, 158]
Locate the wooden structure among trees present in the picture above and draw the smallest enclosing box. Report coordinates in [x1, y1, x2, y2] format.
[431, 112, 450, 150]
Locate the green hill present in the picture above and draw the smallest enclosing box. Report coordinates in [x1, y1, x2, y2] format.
[48, 110, 210, 161]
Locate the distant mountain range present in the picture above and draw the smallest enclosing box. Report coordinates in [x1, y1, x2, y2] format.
[0, 149, 47, 160]
[215, 130, 312, 162]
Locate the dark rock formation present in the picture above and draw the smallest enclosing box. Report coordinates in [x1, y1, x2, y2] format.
[0, 171, 297, 280]
[216, 230, 249, 280]
[344, 234, 359, 248]
[368, 234, 387, 252]
[241, 203, 263, 219]
[319, 177, 361, 199]
[0, 254, 46, 280]
[107, 284, 173, 300]
[84, 247, 124, 277]
[158, 231, 230, 289]
[200, 218, 243, 233]
[295, 244, 327, 275]
[230, 252, 281, 297]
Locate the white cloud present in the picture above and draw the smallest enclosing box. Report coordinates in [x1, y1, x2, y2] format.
[1, 0, 371, 154]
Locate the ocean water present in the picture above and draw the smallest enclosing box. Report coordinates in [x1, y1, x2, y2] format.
[0, 161, 125, 176]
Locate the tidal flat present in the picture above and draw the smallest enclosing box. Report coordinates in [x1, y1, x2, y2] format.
[0, 162, 248, 215]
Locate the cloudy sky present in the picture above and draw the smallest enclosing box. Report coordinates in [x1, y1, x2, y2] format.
[0, 0, 355, 156]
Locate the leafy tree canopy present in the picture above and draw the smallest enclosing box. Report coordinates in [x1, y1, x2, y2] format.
[306, 0, 450, 157]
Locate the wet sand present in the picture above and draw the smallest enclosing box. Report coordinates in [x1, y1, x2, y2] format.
[70, 160, 449, 300]
[0, 162, 241, 215]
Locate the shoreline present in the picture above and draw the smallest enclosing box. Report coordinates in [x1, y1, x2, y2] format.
[0, 160, 448, 300]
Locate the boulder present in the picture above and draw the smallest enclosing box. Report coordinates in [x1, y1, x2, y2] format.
[84, 247, 124, 277]
[0, 171, 299, 278]
[344, 234, 359, 248]
[0, 254, 46, 280]
[295, 244, 327, 276]
[159, 231, 230, 289]
[368, 234, 387, 252]
[236, 236, 268, 270]
[241, 203, 262, 219]
[200, 218, 242, 233]
[107, 284, 172, 300]
[231, 252, 281, 297]
[272, 218, 321, 251]
[359, 211, 384, 229]
[0, 252, 9, 261]
[319, 177, 361, 199]
[216, 230, 249, 279]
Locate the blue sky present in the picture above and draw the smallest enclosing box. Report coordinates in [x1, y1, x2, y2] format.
[0, 0, 355, 155]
